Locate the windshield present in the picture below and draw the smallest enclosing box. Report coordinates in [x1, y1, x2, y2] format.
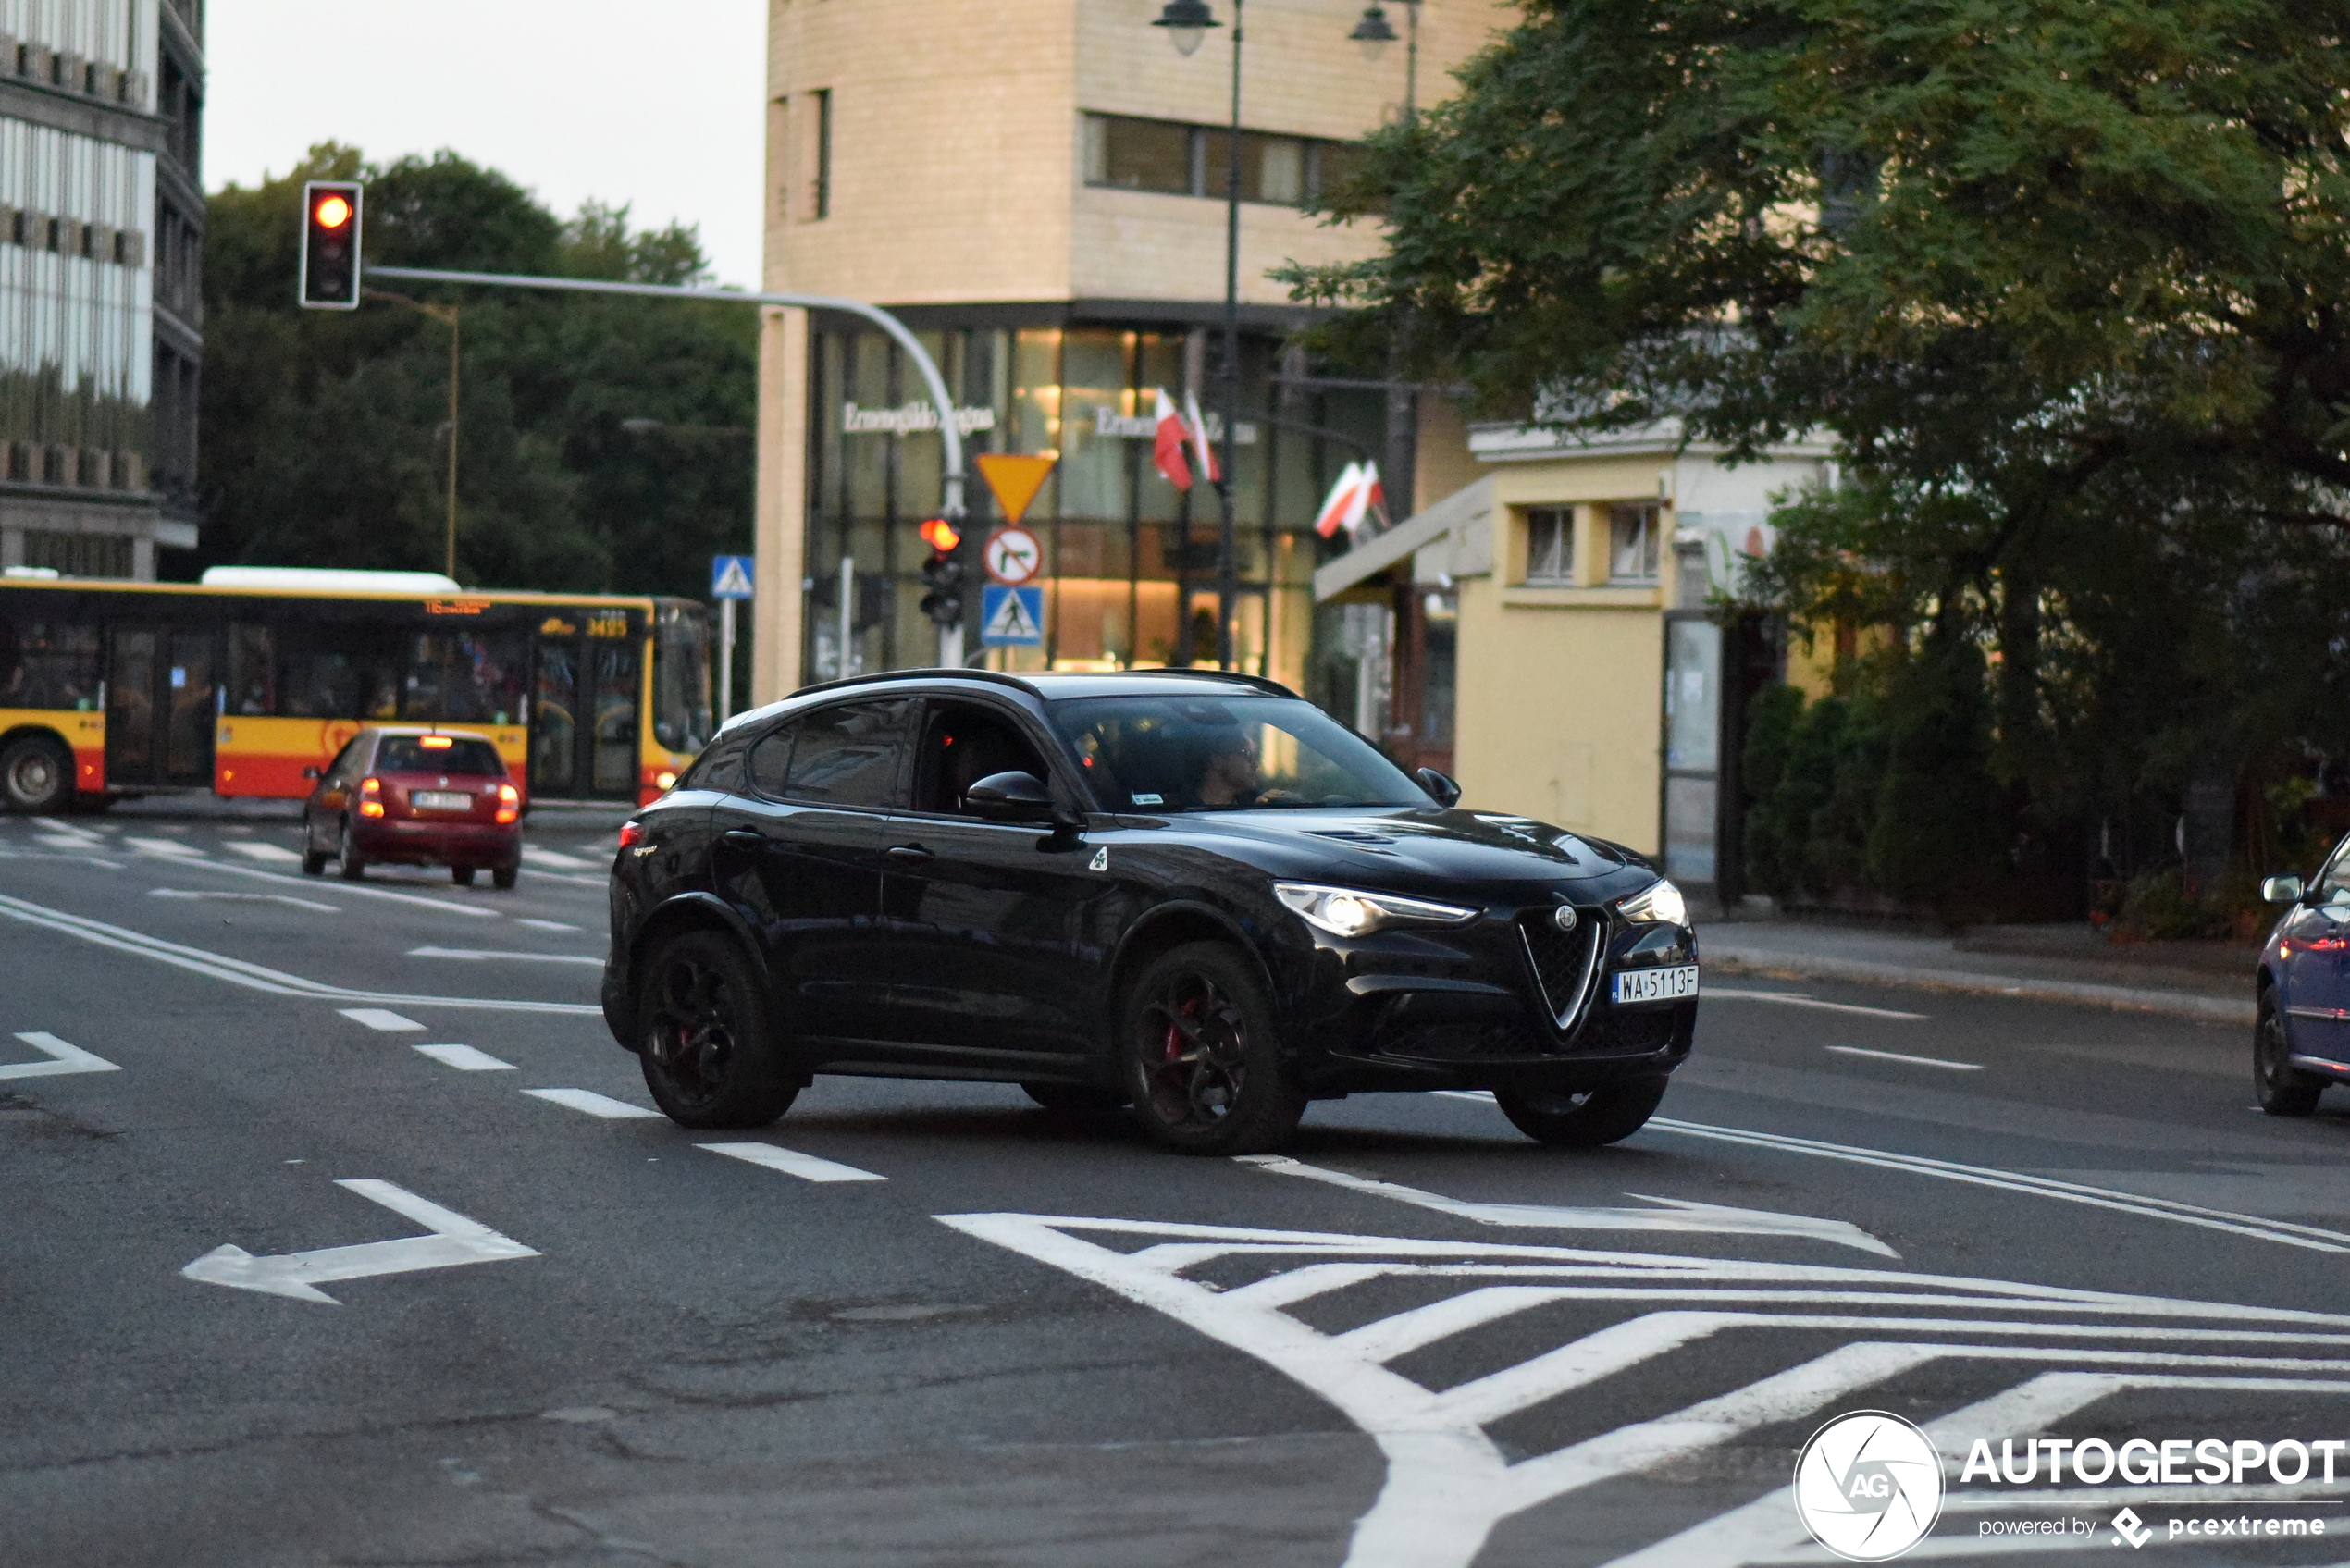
[1047, 694, 1429, 812]
[654, 603, 713, 756]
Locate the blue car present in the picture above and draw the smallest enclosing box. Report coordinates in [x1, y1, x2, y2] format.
[2256, 853, 2350, 1114]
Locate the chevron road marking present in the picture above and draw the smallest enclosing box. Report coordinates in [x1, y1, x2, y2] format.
[0, 1031, 119, 1080]
[943, 1213, 2350, 1568]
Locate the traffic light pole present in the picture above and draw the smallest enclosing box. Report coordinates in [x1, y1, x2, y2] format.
[365, 265, 970, 663]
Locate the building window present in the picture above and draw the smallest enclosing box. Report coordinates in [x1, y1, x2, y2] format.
[1082, 115, 1360, 208]
[1610, 503, 1661, 583]
[812, 88, 833, 220]
[23, 531, 134, 579]
[1524, 508, 1572, 584]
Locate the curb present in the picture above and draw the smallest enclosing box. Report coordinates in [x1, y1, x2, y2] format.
[1707, 951, 2256, 1027]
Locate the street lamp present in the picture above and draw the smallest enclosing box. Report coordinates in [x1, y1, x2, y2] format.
[1152, 0, 1409, 670]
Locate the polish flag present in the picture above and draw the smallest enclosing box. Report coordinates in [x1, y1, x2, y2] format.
[1152, 388, 1191, 490]
[1183, 389, 1222, 485]
[1314, 461, 1383, 538]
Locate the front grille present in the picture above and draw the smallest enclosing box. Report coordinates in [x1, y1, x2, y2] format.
[1518, 914, 1600, 1031]
[1572, 1006, 1681, 1056]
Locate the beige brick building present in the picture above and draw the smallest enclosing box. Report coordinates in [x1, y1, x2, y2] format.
[749, 0, 1511, 704]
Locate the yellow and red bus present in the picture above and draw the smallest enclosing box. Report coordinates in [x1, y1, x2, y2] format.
[0, 569, 711, 813]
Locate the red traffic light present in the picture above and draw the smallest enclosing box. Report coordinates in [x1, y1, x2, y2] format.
[313, 193, 353, 229]
[300, 179, 365, 310]
[919, 518, 960, 553]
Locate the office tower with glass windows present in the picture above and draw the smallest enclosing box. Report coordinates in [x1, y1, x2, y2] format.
[0, 0, 202, 580]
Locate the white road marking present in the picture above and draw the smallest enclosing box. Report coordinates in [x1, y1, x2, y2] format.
[125, 836, 204, 857]
[179, 1178, 538, 1303]
[339, 1008, 423, 1031]
[1650, 1116, 2350, 1254]
[523, 846, 597, 870]
[136, 855, 498, 918]
[516, 918, 581, 932]
[226, 842, 304, 864]
[699, 1142, 886, 1182]
[0, 848, 124, 868]
[0, 891, 598, 1016]
[946, 1212, 2350, 1568]
[413, 1043, 515, 1071]
[1702, 986, 1928, 1019]
[1236, 1155, 1895, 1256]
[406, 946, 600, 967]
[0, 1031, 120, 1080]
[524, 1087, 662, 1118]
[151, 888, 339, 912]
[1824, 1043, 1983, 1070]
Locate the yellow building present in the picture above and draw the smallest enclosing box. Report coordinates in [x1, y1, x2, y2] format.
[1314, 423, 1834, 904]
[748, 0, 1512, 702]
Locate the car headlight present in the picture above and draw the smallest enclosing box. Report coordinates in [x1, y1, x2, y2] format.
[1617, 878, 1688, 927]
[1274, 883, 1478, 938]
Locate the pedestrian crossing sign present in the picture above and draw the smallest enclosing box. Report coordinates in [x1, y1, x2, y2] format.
[981, 584, 1045, 646]
[710, 555, 756, 599]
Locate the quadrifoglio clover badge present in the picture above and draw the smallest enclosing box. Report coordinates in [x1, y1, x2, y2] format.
[1795, 1411, 1946, 1560]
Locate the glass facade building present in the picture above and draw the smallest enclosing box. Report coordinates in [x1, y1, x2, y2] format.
[0, 0, 201, 579]
[803, 316, 1384, 695]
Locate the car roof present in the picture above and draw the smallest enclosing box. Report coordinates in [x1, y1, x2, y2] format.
[717, 667, 1303, 736]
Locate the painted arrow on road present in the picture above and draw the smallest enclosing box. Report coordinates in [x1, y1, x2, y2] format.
[0, 1031, 120, 1081]
[1236, 1155, 1898, 1257]
[181, 1179, 538, 1303]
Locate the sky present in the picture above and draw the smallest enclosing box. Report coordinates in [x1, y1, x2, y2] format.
[203, 3, 768, 288]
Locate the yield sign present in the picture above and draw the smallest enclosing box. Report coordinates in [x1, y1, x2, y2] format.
[984, 525, 1043, 585]
[974, 451, 1058, 526]
[182, 1179, 538, 1303]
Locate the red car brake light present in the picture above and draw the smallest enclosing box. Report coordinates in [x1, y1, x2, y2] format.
[359, 777, 385, 818]
[495, 783, 520, 825]
[618, 820, 646, 849]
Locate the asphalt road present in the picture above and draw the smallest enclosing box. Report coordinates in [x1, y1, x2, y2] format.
[7, 808, 2350, 1566]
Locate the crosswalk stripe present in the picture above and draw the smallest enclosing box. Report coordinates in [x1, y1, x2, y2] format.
[339, 1008, 424, 1031]
[227, 842, 304, 863]
[413, 1043, 515, 1071]
[523, 1087, 662, 1118]
[698, 1142, 885, 1182]
[523, 846, 596, 870]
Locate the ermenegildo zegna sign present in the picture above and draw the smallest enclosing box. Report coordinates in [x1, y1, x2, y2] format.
[838, 401, 1259, 443]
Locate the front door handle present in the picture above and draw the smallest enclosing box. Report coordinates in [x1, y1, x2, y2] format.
[721, 829, 765, 850]
[886, 844, 934, 867]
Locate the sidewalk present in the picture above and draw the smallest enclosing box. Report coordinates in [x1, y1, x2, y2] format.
[1702, 919, 2260, 1025]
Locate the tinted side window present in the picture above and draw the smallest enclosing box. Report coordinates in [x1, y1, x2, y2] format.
[782, 699, 913, 808]
[913, 700, 1052, 815]
[324, 737, 365, 786]
[682, 734, 749, 794]
[746, 725, 795, 797]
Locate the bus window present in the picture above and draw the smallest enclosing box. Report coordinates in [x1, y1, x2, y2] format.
[654, 606, 711, 754]
[403, 632, 526, 725]
[0, 615, 101, 710]
[281, 624, 402, 720]
[229, 624, 276, 715]
[591, 637, 640, 794]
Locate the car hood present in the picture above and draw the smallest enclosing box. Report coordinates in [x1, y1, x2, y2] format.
[1173, 806, 1639, 885]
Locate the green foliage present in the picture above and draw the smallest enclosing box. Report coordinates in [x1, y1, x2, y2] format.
[1293, 0, 2350, 898]
[196, 145, 755, 599]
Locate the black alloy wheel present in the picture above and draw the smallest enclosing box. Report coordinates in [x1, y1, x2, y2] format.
[1493, 1076, 1670, 1148]
[637, 929, 797, 1129]
[1119, 941, 1305, 1155]
[338, 818, 367, 881]
[1020, 1081, 1128, 1113]
[451, 867, 476, 886]
[0, 735, 72, 814]
[2256, 994, 2322, 1117]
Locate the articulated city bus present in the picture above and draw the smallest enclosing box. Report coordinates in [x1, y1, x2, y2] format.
[0, 569, 712, 812]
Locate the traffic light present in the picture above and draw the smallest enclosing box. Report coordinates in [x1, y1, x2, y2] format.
[918, 518, 965, 628]
[300, 180, 364, 309]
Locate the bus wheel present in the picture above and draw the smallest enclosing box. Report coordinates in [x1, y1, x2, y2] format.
[0, 735, 73, 815]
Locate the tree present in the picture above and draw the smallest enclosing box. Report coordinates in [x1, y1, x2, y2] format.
[1293, 0, 2350, 905]
[197, 145, 756, 601]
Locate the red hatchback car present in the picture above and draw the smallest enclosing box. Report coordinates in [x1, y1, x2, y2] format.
[300, 728, 524, 887]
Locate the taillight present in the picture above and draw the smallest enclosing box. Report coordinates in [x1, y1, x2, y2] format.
[618, 820, 646, 849]
[495, 783, 520, 825]
[359, 777, 384, 818]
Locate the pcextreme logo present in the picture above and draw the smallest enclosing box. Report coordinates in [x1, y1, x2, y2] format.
[1794, 1411, 1945, 1561]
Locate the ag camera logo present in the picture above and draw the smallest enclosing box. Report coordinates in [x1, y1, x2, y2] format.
[1795, 1411, 1945, 1561]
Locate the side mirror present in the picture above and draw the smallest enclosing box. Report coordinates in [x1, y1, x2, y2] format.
[965, 769, 1058, 823]
[302, 766, 322, 781]
[2263, 874, 2306, 905]
[1416, 767, 1463, 808]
